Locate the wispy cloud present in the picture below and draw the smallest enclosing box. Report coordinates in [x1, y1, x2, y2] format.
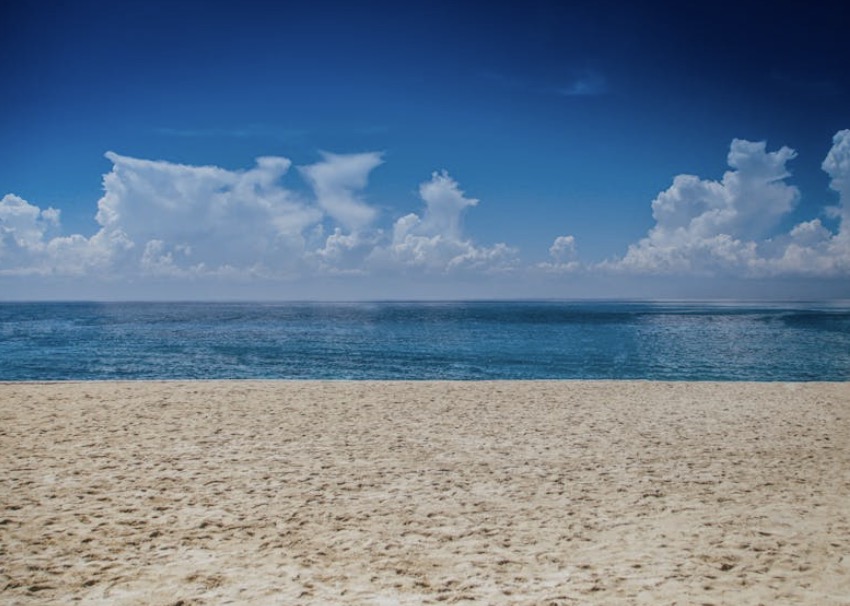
[559, 69, 608, 97]
[299, 151, 384, 232]
[155, 126, 308, 140]
[481, 67, 610, 98]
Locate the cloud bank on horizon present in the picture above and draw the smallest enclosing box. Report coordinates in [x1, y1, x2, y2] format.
[2, 130, 849, 295]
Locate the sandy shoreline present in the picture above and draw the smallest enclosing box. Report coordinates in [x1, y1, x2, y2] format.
[2, 381, 849, 605]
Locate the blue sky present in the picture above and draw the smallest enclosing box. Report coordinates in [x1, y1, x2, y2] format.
[2, 0, 849, 299]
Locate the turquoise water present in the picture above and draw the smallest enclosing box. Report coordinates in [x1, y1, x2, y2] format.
[1, 301, 849, 380]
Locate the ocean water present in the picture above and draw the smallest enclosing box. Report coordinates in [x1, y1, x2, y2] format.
[1, 301, 849, 381]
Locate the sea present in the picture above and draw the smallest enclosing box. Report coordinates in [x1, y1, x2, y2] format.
[1, 301, 849, 381]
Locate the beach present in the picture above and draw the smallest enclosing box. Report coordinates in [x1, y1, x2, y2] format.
[1, 381, 849, 605]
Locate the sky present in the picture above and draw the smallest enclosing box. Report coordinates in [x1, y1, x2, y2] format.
[2, 0, 849, 300]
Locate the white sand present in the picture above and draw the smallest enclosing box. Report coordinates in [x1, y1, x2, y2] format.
[1, 381, 849, 605]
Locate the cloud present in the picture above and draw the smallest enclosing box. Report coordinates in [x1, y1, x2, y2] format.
[415, 170, 478, 239]
[823, 129, 850, 215]
[306, 170, 515, 275]
[96, 152, 322, 277]
[651, 139, 798, 239]
[606, 138, 799, 275]
[754, 129, 850, 276]
[773, 128, 850, 274]
[368, 171, 517, 273]
[0, 194, 58, 248]
[155, 125, 310, 139]
[0, 193, 131, 276]
[1, 152, 337, 279]
[605, 132, 850, 277]
[549, 235, 577, 261]
[560, 70, 608, 97]
[538, 234, 580, 273]
[299, 152, 383, 232]
[1, 153, 515, 283]
[309, 228, 380, 276]
[4, 133, 850, 296]
[0, 194, 60, 274]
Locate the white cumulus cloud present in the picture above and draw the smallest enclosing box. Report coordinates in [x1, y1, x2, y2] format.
[0, 194, 58, 249]
[416, 170, 478, 239]
[97, 152, 322, 276]
[822, 129, 850, 231]
[605, 132, 850, 277]
[1, 153, 516, 283]
[369, 171, 516, 273]
[766, 128, 850, 275]
[538, 234, 580, 273]
[4, 133, 850, 296]
[309, 228, 382, 276]
[0, 192, 131, 276]
[0, 194, 61, 274]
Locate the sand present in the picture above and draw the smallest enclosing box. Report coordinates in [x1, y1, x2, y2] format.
[1, 381, 849, 605]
